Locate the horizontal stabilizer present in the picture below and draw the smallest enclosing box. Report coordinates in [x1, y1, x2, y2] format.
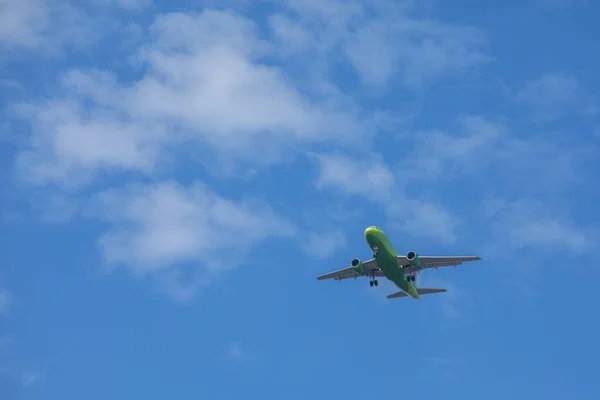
[386, 288, 447, 299]
[417, 288, 447, 295]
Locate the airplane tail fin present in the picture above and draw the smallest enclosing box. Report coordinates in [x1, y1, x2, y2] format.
[387, 288, 447, 299]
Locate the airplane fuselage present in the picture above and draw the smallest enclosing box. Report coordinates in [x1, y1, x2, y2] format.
[364, 226, 420, 299]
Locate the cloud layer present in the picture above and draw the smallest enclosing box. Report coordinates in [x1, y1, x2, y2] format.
[4, 0, 598, 303]
[91, 181, 296, 274]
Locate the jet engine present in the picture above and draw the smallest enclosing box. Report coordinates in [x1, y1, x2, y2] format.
[406, 251, 421, 267]
[350, 258, 364, 274]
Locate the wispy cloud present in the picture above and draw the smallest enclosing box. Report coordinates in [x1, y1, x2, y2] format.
[312, 152, 395, 200]
[301, 230, 347, 260]
[311, 151, 459, 244]
[312, 112, 596, 252]
[0, 289, 13, 315]
[346, 16, 491, 88]
[4, 0, 597, 306]
[21, 371, 45, 387]
[225, 341, 248, 362]
[515, 73, 595, 121]
[91, 0, 152, 10]
[417, 274, 465, 318]
[18, 179, 301, 301]
[395, 116, 507, 181]
[6, 5, 397, 301]
[269, 0, 491, 88]
[0, 0, 55, 50]
[85, 181, 297, 296]
[8, 2, 494, 197]
[0, 0, 115, 57]
[482, 198, 597, 257]
[394, 114, 586, 194]
[12, 9, 370, 185]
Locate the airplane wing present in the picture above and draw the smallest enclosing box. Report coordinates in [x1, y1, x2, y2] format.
[397, 255, 481, 272]
[317, 258, 383, 281]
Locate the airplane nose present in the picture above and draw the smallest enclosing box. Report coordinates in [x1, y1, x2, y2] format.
[364, 226, 377, 239]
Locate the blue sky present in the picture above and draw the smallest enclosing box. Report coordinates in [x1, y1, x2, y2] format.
[1, 0, 599, 399]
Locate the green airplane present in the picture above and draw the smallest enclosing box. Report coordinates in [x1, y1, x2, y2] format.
[317, 226, 482, 299]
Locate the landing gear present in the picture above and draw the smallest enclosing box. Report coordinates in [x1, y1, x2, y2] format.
[369, 270, 378, 287]
[402, 265, 417, 283]
[372, 246, 379, 258]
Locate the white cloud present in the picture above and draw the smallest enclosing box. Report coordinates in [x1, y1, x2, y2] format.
[0, 289, 13, 315]
[269, 0, 491, 88]
[93, 0, 152, 9]
[510, 220, 590, 252]
[312, 114, 595, 248]
[397, 115, 586, 195]
[312, 153, 395, 200]
[88, 180, 296, 277]
[0, 0, 53, 49]
[0, 0, 147, 55]
[268, 14, 312, 54]
[312, 152, 458, 244]
[10, 6, 467, 301]
[301, 230, 347, 260]
[15, 97, 167, 188]
[0, 288, 13, 315]
[515, 73, 595, 121]
[387, 200, 459, 245]
[6, 0, 594, 305]
[13, 9, 367, 186]
[344, 17, 490, 87]
[483, 198, 596, 256]
[0, 0, 109, 56]
[516, 74, 578, 105]
[30, 178, 301, 300]
[10, 3, 494, 189]
[397, 115, 506, 180]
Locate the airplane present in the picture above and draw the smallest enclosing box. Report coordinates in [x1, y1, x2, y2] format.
[317, 225, 482, 300]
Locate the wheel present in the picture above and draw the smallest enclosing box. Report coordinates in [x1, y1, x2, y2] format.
[374, 280, 378, 286]
[369, 280, 374, 287]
